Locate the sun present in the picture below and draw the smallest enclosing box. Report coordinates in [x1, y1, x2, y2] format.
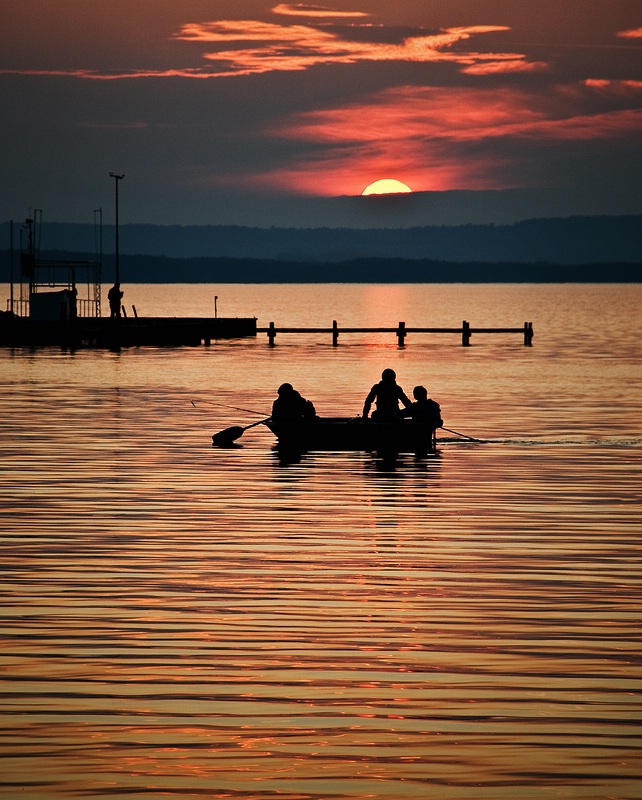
[362, 179, 412, 196]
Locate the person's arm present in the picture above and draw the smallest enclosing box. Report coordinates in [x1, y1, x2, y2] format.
[362, 386, 376, 418]
[398, 387, 412, 409]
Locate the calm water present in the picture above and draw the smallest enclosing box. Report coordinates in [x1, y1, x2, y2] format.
[1, 284, 641, 800]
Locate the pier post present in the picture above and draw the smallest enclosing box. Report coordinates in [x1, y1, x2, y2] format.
[462, 320, 471, 346]
[267, 321, 276, 347]
[524, 321, 533, 346]
[332, 320, 339, 346]
[397, 321, 406, 347]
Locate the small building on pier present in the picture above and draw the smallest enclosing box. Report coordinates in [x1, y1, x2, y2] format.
[7, 211, 102, 320]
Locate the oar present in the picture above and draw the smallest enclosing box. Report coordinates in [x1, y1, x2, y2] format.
[212, 417, 271, 447]
[441, 426, 484, 442]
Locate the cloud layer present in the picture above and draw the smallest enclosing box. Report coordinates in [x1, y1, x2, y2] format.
[1, 2, 641, 222]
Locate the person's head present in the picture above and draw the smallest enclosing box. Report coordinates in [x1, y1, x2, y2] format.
[277, 382, 294, 396]
[413, 385, 428, 401]
[381, 368, 396, 382]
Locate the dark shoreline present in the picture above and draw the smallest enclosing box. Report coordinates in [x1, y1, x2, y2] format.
[2, 251, 640, 283]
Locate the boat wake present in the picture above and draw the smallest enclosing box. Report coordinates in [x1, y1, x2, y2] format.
[438, 436, 642, 448]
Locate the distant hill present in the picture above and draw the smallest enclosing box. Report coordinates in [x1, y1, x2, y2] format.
[1, 216, 641, 265]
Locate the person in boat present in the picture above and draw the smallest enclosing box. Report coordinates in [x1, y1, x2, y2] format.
[362, 368, 412, 422]
[108, 282, 123, 318]
[271, 383, 317, 423]
[405, 385, 443, 428]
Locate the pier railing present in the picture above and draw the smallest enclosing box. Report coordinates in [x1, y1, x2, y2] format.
[258, 320, 534, 347]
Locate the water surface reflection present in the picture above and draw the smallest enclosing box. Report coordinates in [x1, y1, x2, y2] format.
[1, 284, 640, 799]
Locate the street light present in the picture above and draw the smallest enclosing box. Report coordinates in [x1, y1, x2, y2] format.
[109, 172, 125, 283]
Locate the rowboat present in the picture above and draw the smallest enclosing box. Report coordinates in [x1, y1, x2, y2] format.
[265, 416, 438, 453]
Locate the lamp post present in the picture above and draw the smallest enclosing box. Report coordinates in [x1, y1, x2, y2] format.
[109, 172, 124, 283]
[24, 216, 34, 296]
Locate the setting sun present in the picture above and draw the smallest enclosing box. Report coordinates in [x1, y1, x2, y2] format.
[362, 179, 412, 196]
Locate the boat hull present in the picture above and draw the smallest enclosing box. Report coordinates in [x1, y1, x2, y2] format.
[266, 417, 437, 453]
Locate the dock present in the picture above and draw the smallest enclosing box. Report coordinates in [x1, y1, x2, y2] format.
[259, 320, 534, 347]
[0, 316, 534, 349]
[3, 214, 261, 349]
[0, 316, 257, 349]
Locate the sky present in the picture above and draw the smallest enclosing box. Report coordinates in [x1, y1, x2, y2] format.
[2, 0, 641, 228]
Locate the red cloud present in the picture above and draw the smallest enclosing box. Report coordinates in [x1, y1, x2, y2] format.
[174, 20, 523, 78]
[244, 82, 642, 195]
[462, 60, 549, 75]
[2, 16, 532, 81]
[272, 4, 369, 17]
[617, 27, 642, 38]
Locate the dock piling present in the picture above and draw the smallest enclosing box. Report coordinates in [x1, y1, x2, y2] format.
[332, 320, 339, 346]
[462, 320, 471, 347]
[397, 321, 406, 347]
[268, 321, 276, 347]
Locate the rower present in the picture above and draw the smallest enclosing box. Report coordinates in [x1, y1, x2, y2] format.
[362, 369, 412, 421]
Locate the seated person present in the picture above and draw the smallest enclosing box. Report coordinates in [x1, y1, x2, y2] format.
[405, 385, 443, 427]
[362, 368, 412, 421]
[271, 383, 317, 423]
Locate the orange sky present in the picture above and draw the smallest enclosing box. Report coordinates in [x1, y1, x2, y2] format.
[1, 1, 641, 224]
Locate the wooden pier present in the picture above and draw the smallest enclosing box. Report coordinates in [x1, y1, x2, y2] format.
[0, 314, 534, 349]
[259, 320, 534, 347]
[0, 316, 257, 349]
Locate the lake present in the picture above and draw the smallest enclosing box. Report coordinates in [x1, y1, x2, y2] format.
[1, 283, 640, 800]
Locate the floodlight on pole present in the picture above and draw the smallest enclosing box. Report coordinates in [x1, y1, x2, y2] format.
[109, 172, 125, 283]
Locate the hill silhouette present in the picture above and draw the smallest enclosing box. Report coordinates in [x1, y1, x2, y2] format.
[1, 216, 640, 265]
[3, 252, 638, 283]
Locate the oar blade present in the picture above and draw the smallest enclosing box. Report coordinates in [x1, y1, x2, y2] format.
[212, 425, 245, 446]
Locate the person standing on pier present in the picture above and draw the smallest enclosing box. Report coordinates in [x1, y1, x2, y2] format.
[108, 282, 123, 318]
[362, 369, 412, 421]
